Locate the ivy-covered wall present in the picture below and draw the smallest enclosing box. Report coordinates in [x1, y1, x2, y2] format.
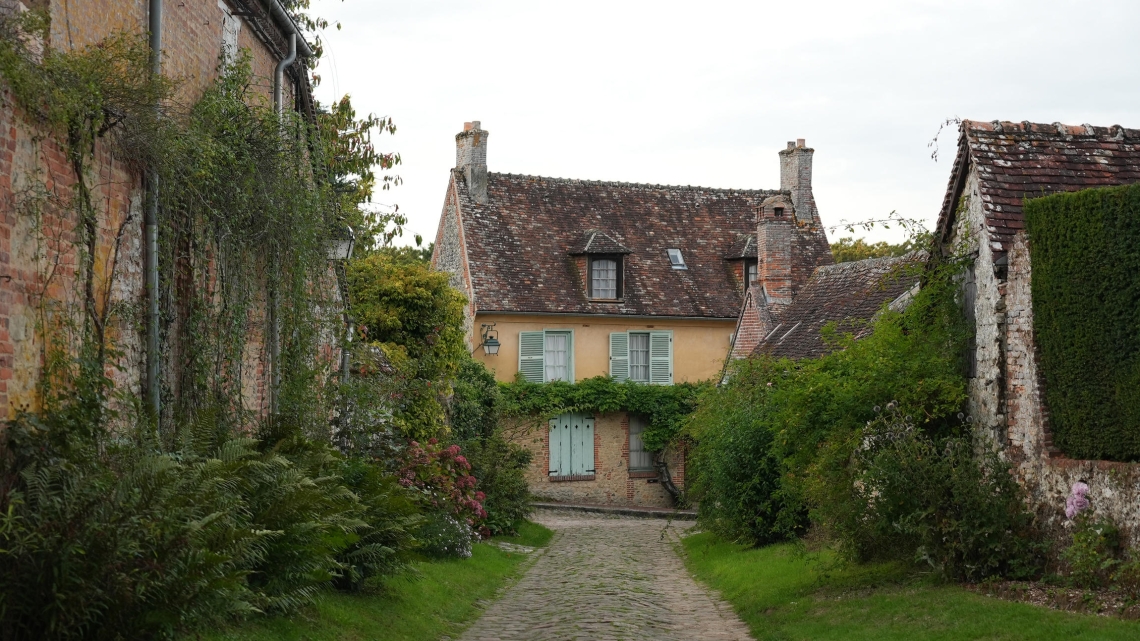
[1025, 183, 1140, 461]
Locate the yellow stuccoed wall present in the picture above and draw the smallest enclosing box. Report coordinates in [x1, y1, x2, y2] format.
[472, 313, 736, 383]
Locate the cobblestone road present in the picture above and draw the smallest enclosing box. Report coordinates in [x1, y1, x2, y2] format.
[457, 510, 752, 641]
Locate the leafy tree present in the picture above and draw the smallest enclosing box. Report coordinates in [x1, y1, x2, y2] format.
[830, 235, 925, 263]
[346, 249, 467, 439]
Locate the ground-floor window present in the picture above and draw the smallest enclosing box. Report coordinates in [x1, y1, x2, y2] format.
[628, 415, 655, 472]
[549, 412, 594, 481]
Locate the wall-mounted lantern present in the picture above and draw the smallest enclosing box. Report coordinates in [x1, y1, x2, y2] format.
[480, 323, 500, 356]
[327, 224, 356, 261]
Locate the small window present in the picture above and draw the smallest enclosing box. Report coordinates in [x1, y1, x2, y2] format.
[628, 415, 654, 471]
[544, 331, 571, 382]
[667, 248, 686, 269]
[628, 332, 650, 383]
[774, 207, 785, 217]
[588, 255, 622, 299]
[745, 259, 758, 288]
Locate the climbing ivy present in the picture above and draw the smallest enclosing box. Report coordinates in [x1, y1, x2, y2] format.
[498, 376, 709, 452]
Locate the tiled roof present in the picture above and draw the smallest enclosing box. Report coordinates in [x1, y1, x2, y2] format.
[936, 120, 1140, 263]
[724, 234, 757, 259]
[568, 230, 632, 255]
[457, 171, 779, 318]
[751, 254, 921, 360]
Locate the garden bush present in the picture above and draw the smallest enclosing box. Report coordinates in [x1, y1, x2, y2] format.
[688, 257, 971, 553]
[828, 405, 1042, 580]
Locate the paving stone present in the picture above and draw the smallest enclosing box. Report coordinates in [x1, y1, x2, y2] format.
[459, 510, 752, 641]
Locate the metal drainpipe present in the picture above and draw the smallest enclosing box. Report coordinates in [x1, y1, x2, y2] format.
[146, 0, 162, 428]
[268, 32, 297, 415]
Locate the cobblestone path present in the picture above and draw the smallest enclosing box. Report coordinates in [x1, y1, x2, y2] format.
[457, 510, 752, 641]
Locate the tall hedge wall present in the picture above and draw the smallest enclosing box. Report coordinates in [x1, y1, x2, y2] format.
[1025, 183, 1140, 461]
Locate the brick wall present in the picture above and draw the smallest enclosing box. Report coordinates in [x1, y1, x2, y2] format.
[0, 1, 307, 419]
[511, 411, 685, 509]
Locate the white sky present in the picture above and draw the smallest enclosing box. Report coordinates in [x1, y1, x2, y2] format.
[310, 0, 1140, 247]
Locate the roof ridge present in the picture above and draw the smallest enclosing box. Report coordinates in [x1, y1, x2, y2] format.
[488, 172, 786, 196]
[815, 253, 921, 275]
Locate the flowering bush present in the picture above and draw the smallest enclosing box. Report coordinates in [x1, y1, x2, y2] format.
[398, 438, 487, 527]
[1065, 480, 1090, 519]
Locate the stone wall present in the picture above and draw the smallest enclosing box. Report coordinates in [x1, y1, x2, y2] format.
[510, 411, 686, 509]
[950, 166, 1140, 546]
[430, 176, 475, 345]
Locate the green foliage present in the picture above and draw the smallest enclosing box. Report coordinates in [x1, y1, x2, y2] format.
[1024, 184, 1140, 461]
[449, 358, 532, 535]
[830, 236, 923, 263]
[500, 376, 708, 453]
[1061, 514, 1123, 589]
[689, 258, 971, 551]
[347, 249, 467, 439]
[829, 406, 1042, 580]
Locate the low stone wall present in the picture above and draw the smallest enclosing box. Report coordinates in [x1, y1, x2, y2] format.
[508, 411, 685, 509]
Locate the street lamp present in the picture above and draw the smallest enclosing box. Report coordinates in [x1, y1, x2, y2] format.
[480, 323, 500, 356]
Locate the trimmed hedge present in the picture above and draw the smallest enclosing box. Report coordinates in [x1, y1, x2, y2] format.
[1025, 184, 1140, 461]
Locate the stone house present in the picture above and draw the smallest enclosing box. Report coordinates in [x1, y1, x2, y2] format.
[431, 123, 837, 507]
[934, 119, 1140, 542]
[0, 1, 316, 418]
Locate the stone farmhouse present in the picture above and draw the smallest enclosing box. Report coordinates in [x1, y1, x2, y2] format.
[432, 123, 911, 507]
[935, 120, 1140, 542]
[0, 0, 316, 417]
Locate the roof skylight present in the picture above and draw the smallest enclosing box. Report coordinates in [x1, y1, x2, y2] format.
[667, 248, 687, 269]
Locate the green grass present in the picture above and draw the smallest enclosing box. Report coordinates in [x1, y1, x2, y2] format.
[682, 532, 1140, 641]
[197, 521, 553, 641]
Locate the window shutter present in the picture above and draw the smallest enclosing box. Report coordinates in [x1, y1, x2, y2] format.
[649, 331, 673, 385]
[581, 415, 595, 474]
[519, 331, 545, 383]
[609, 332, 629, 382]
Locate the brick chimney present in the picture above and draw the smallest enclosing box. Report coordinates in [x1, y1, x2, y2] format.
[756, 196, 795, 307]
[456, 121, 489, 203]
[778, 139, 817, 224]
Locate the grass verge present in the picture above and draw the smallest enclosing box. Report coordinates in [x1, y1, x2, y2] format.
[197, 521, 553, 641]
[682, 531, 1140, 641]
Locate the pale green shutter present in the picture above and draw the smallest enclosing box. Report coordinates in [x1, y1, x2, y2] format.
[582, 415, 595, 474]
[649, 331, 673, 385]
[519, 331, 545, 383]
[548, 418, 561, 476]
[609, 332, 629, 382]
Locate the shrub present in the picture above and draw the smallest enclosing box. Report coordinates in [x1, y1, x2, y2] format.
[687, 256, 970, 550]
[1025, 184, 1140, 460]
[450, 358, 532, 535]
[829, 406, 1043, 581]
[1062, 514, 1123, 589]
[398, 437, 485, 553]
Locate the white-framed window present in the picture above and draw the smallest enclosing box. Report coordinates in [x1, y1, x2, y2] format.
[589, 256, 620, 299]
[609, 330, 673, 385]
[667, 248, 686, 269]
[746, 259, 758, 288]
[518, 330, 574, 383]
[628, 332, 650, 382]
[628, 414, 654, 471]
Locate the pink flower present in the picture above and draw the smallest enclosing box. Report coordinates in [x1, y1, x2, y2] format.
[428, 438, 439, 445]
[475, 491, 486, 501]
[1065, 481, 1090, 519]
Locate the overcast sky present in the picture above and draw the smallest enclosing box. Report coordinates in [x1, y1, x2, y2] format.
[309, 0, 1140, 247]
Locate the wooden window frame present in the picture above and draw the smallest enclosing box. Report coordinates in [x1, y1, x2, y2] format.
[587, 254, 624, 300]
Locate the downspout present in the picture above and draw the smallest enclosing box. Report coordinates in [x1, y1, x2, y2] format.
[146, 0, 162, 428]
[268, 31, 297, 415]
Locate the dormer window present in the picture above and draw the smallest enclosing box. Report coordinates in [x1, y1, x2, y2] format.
[745, 259, 758, 288]
[774, 207, 785, 217]
[589, 254, 623, 299]
[667, 248, 687, 270]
